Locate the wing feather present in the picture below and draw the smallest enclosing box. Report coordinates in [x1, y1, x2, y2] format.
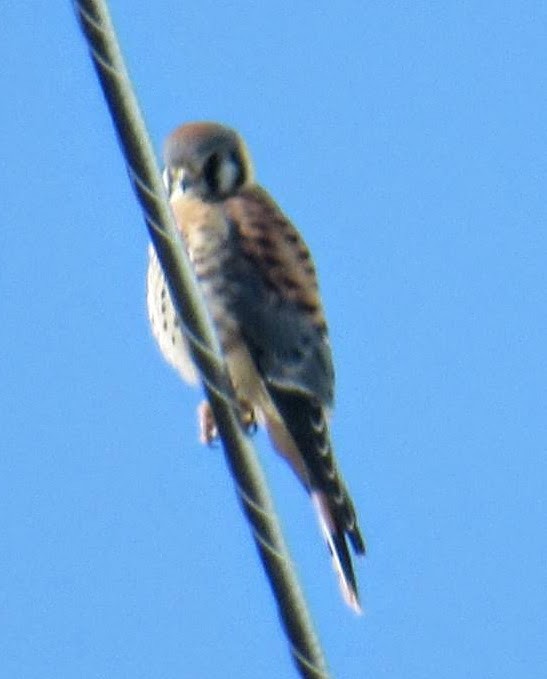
[224, 186, 334, 407]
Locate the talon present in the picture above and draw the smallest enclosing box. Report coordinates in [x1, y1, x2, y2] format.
[239, 401, 257, 436]
[198, 400, 218, 445]
[198, 399, 257, 443]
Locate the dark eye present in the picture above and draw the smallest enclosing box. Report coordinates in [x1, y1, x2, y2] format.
[180, 174, 191, 192]
[203, 153, 221, 191]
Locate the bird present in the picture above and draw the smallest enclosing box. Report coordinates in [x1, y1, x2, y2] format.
[146, 121, 365, 612]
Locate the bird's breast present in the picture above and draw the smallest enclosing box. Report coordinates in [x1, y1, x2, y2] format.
[170, 195, 241, 351]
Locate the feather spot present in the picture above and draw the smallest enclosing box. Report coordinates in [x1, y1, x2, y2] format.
[263, 253, 282, 268]
[333, 490, 346, 506]
[281, 275, 299, 291]
[295, 300, 319, 315]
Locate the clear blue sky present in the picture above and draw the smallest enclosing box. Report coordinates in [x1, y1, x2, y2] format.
[2, 2, 545, 678]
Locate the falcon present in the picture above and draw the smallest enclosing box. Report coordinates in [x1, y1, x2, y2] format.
[147, 122, 365, 611]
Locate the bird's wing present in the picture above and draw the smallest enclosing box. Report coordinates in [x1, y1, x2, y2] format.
[224, 185, 334, 406]
[224, 186, 365, 611]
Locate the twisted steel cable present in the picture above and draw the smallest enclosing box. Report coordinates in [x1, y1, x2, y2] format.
[73, 1, 330, 676]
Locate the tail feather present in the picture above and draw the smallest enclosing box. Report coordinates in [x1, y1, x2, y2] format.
[263, 385, 366, 611]
[312, 492, 362, 614]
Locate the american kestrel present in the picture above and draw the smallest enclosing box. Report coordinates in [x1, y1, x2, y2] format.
[147, 122, 365, 612]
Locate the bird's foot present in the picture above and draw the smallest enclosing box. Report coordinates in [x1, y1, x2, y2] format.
[198, 400, 218, 445]
[197, 399, 257, 445]
[238, 400, 258, 436]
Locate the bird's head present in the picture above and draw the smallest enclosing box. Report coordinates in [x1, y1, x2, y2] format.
[163, 122, 254, 202]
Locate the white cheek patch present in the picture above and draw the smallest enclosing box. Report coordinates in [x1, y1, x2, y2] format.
[217, 158, 239, 195]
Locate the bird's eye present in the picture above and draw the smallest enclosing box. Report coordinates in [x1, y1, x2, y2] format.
[163, 167, 193, 197]
[180, 174, 191, 192]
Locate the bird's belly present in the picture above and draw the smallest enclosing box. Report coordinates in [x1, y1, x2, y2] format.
[146, 244, 199, 384]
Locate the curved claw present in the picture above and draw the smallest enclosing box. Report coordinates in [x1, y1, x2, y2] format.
[198, 400, 218, 445]
[198, 399, 257, 445]
[238, 401, 257, 436]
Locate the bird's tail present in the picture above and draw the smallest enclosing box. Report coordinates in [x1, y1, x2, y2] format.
[261, 386, 366, 612]
[311, 490, 364, 614]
